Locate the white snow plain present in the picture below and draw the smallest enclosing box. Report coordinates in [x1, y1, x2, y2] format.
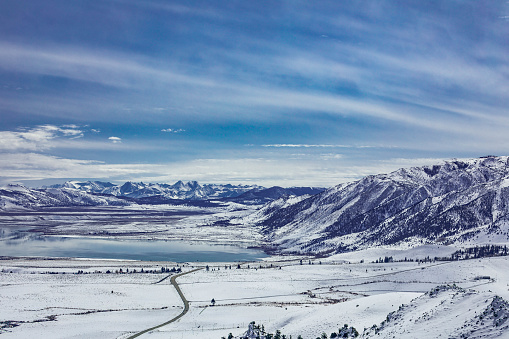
[2, 254, 509, 338]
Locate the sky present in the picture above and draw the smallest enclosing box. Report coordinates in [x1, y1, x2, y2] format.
[0, 1, 508, 187]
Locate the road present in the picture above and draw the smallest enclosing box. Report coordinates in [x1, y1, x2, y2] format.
[127, 268, 203, 339]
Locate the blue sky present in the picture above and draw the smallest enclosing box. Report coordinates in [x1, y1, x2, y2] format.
[1, 1, 508, 187]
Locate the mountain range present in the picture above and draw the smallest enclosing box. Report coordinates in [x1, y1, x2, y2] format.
[0, 180, 325, 210]
[47, 180, 259, 200]
[0, 184, 131, 210]
[48, 180, 325, 203]
[239, 156, 509, 254]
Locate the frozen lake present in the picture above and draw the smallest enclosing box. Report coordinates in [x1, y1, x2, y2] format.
[0, 229, 267, 262]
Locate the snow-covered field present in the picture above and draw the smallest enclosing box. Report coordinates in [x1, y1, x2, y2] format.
[2, 255, 509, 338]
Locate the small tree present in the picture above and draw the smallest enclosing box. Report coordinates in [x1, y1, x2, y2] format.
[211, 298, 216, 306]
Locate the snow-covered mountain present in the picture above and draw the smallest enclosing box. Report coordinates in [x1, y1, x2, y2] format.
[46, 180, 325, 203]
[0, 185, 131, 210]
[225, 186, 326, 205]
[1, 181, 325, 210]
[47, 180, 261, 200]
[243, 156, 509, 254]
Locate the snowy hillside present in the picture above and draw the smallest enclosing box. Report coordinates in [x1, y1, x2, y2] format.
[225, 186, 325, 205]
[364, 285, 509, 338]
[0, 185, 131, 210]
[242, 156, 509, 254]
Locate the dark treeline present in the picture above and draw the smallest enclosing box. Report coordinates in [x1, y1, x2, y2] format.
[224, 321, 359, 339]
[75, 266, 182, 275]
[444, 244, 508, 261]
[420, 244, 508, 263]
[368, 245, 509, 265]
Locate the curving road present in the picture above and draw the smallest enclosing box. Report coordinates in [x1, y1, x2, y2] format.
[127, 268, 203, 339]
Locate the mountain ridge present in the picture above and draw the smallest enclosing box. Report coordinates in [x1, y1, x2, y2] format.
[45, 180, 325, 203]
[240, 156, 509, 254]
[0, 181, 325, 210]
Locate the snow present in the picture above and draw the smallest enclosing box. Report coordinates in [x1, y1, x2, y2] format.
[324, 245, 459, 263]
[500, 178, 509, 189]
[0, 260, 186, 338]
[2, 255, 509, 338]
[363, 285, 509, 338]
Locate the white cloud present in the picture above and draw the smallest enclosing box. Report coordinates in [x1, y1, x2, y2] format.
[261, 144, 381, 149]
[161, 128, 185, 133]
[0, 153, 150, 183]
[262, 144, 347, 148]
[0, 125, 84, 151]
[320, 154, 343, 160]
[108, 136, 122, 143]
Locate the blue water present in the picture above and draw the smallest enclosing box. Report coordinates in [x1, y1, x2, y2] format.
[0, 231, 267, 262]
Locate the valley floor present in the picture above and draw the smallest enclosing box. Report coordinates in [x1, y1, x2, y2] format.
[2, 254, 509, 338]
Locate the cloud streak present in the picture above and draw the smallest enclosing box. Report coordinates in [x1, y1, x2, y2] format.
[0, 152, 447, 188]
[261, 144, 379, 148]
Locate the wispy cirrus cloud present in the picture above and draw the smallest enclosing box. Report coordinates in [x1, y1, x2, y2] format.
[0, 42, 215, 90]
[1, 30, 507, 139]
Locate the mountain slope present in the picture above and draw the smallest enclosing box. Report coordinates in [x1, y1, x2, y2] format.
[225, 186, 325, 204]
[244, 156, 509, 254]
[364, 285, 509, 338]
[0, 185, 131, 210]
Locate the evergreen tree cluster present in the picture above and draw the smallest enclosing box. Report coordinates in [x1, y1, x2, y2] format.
[449, 244, 508, 260]
[223, 322, 359, 339]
